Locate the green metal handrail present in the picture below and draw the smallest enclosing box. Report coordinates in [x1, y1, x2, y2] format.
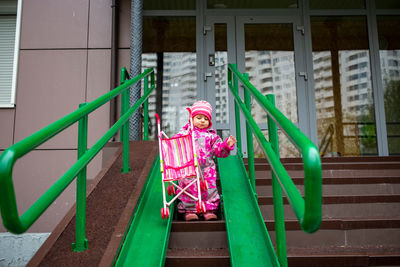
[0, 67, 155, 251]
[228, 63, 322, 266]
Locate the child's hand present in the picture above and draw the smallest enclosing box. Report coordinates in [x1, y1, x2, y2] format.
[227, 135, 237, 147]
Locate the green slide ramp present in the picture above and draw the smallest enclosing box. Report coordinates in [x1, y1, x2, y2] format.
[218, 155, 280, 266]
[114, 156, 173, 266]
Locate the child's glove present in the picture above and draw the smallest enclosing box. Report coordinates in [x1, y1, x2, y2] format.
[227, 135, 237, 148]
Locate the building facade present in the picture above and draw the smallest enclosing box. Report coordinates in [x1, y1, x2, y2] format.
[0, 0, 399, 263]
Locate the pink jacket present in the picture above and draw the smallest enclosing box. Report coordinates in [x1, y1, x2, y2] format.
[175, 123, 234, 212]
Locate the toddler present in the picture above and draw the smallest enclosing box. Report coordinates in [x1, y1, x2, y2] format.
[174, 100, 236, 221]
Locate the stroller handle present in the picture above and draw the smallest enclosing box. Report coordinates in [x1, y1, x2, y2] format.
[155, 113, 160, 124]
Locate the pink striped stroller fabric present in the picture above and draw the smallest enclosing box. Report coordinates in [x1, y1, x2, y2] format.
[161, 134, 197, 181]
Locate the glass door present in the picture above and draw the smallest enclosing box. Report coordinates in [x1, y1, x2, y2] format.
[236, 16, 308, 158]
[204, 16, 237, 141]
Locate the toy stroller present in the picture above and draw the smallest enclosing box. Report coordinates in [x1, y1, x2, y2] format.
[155, 108, 208, 219]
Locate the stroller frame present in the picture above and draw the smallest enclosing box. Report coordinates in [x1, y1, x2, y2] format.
[155, 108, 207, 219]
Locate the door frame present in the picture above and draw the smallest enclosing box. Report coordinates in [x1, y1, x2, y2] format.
[203, 16, 237, 142]
[202, 14, 316, 156]
[235, 16, 317, 151]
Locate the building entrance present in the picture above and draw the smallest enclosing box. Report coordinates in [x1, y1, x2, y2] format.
[203, 16, 310, 157]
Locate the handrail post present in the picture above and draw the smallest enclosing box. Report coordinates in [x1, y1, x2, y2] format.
[72, 103, 89, 251]
[143, 75, 149, 141]
[232, 67, 242, 157]
[120, 68, 131, 173]
[267, 94, 287, 267]
[243, 73, 256, 193]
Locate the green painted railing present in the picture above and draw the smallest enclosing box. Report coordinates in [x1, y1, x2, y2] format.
[0, 67, 155, 251]
[228, 63, 322, 267]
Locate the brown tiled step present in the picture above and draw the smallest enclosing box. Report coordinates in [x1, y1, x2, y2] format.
[251, 168, 400, 182]
[244, 156, 400, 164]
[171, 221, 225, 232]
[170, 218, 400, 232]
[260, 202, 400, 219]
[254, 174, 400, 185]
[270, 228, 400, 251]
[246, 157, 400, 171]
[166, 248, 230, 267]
[169, 220, 400, 262]
[265, 218, 400, 231]
[258, 195, 400, 205]
[169, 221, 227, 249]
[286, 246, 400, 267]
[256, 184, 400, 196]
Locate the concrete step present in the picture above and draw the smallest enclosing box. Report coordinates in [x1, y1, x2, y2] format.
[245, 156, 400, 171]
[256, 183, 400, 196]
[286, 246, 400, 267]
[253, 169, 400, 180]
[260, 202, 400, 219]
[254, 174, 400, 185]
[168, 218, 400, 251]
[168, 221, 227, 250]
[165, 248, 230, 267]
[258, 195, 400, 205]
[166, 246, 400, 267]
[167, 157, 400, 266]
[258, 194, 400, 219]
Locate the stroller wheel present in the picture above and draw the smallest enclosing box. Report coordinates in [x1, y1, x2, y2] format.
[167, 185, 176, 195]
[161, 208, 165, 219]
[167, 185, 173, 196]
[201, 202, 206, 213]
[196, 201, 206, 214]
[196, 201, 201, 214]
[161, 207, 169, 219]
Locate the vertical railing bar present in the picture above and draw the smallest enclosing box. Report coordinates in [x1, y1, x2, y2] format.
[267, 94, 287, 267]
[233, 65, 242, 156]
[243, 73, 256, 193]
[120, 67, 126, 144]
[72, 103, 89, 252]
[121, 69, 131, 173]
[143, 75, 149, 141]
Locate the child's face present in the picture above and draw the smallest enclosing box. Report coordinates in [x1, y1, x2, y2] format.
[193, 114, 210, 129]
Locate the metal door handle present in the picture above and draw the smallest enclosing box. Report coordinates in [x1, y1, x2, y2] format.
[204, 72, 212, 81]
[298, 72, 308, 81]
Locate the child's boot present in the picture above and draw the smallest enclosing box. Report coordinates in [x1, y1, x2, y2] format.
[203, 212, 217, 221]
[185, 213, 199, 221]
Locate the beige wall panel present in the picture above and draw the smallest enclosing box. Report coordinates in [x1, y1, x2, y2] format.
[118, 0, 131, 48]
[89, 0, 112, 48]
[14, 50, 87, 149]
[0, 109, 15, 149]
[0, 150, 76, 233]
[87, 49, 111, 147]
[0, 150, 103, 233]
[20, 0, 89, 49]
[118, 49, 130, 74]
[114, 49, 130, 140]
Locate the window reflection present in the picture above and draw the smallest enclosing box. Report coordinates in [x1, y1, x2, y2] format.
[377, 16, 400, 155]
[311, 16, 377, 156]
[244, 23, 298, 158]
[214, 24, 229, 124]
[142, 17, 197, 139]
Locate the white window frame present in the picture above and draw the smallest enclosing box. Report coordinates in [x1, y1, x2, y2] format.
[0, 0, 22, 108]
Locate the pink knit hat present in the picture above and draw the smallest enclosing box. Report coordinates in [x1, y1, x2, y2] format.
[191, 100, 212, 127]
